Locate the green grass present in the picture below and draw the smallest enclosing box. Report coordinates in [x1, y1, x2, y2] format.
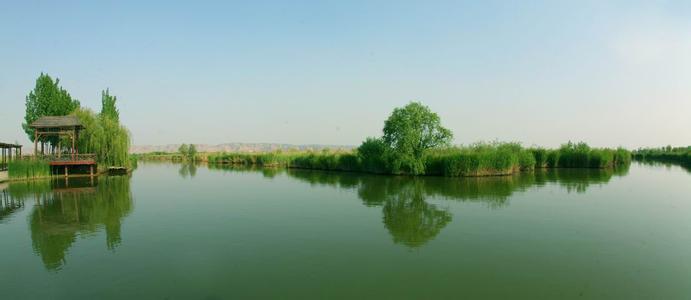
[7, 159, 50, 179]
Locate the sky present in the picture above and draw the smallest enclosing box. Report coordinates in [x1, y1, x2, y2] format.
[1, 0, 690, 149]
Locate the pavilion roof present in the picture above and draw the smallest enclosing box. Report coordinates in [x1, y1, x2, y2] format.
[0, 142, 21, 149]
[29, 116, 84, 129]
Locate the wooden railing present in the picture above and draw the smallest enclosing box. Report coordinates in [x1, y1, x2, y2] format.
[36, 154, 97, 162]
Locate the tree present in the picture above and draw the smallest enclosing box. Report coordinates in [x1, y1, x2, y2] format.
[74, 106, 131, 168]
[178, 144, 197, 161]
[178, 144, 189, 156]
[382, 102, 452, 174]
[100, 89, 119, 122]
[22, 73, 80, 143]
[187, 144, 197, 161]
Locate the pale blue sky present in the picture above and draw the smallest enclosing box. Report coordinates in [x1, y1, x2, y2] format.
[1, 1, 690, 148]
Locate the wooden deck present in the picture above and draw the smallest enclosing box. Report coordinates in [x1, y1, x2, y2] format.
[49, 160, 96, 166]
[40, 154, 98, 177]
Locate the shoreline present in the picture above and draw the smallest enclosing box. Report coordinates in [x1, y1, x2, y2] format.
[137, 156, 630, 178]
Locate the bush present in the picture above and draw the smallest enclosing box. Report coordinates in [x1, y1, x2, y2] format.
[357, 138, 389, 174]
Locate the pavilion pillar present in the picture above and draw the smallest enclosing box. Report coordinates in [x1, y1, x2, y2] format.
[72, 129, 76, 160]
[34, 131, 38, 158]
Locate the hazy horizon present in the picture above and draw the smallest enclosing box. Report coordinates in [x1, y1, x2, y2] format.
[2, 1, 690, 149]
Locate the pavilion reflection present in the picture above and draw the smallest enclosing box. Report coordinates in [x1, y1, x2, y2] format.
[4, 176, 133, 271]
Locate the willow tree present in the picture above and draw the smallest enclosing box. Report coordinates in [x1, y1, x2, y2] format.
[74, 90, 131, 168]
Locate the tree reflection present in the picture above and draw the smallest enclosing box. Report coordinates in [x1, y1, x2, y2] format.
[6, 176, 133, 271]
[284, 167, 629, 248]
[178, 163, 198, 178]
[381, 181, 451, 248]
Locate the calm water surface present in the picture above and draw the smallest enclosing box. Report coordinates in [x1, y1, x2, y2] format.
[1, 162, 690, 299]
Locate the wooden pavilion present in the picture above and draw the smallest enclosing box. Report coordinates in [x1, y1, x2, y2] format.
[30, 116, 96, 177]
[0, 142, 22, 171]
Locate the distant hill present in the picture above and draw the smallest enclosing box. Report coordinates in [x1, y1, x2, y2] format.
[130, 143, 355, 154]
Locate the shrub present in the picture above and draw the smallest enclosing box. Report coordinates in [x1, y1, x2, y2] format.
[357, 138, 390, 174]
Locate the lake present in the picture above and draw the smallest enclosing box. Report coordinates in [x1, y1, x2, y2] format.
[1, 162, 690, 299]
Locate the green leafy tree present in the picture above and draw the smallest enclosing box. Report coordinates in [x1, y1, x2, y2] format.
[74, 107, 131, 168]
[178, 144, 189, 156]
[382, 102, 452, 174]
[100, 89, 120, 122]
[22, 73, 80, 143]
[187, 144, 197, 161]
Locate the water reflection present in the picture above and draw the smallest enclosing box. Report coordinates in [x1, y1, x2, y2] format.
[178, 163, 198, 178]
[1, 186, 25, 223]
[378, 181, 451, 247]
[636, 159, 691, 174]
[4, 176, 133, 270]
[209, 164, 629, 248]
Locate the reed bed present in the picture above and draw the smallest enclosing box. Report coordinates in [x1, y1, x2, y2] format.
[201, 142, 631, 177]
[424, 143, 535, 177]
[7, 159, 50, 179]
[633, 147, 691, 166]
[207, 151, 361, 172]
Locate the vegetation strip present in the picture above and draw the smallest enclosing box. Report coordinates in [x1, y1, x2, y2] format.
[135, 102, 631, 177]
[633, 147, 691, 168]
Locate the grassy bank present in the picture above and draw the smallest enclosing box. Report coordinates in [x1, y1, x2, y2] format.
[136, 142, 632, 177]
[633, 146, 691, 167]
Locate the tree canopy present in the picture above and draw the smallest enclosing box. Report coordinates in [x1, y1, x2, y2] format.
[380, 102, 452, 174]
[179, 144, 197, 161]
[100, 89, 120, 121]
[178, 144, 189, 156]
[22, 73, 80, 143]
[74, 107, 131, 168]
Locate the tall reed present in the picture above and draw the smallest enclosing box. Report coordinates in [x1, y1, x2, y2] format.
[7, 159, 50, 179]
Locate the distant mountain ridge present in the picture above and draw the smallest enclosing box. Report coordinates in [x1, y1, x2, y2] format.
[130, 143, 355, 154]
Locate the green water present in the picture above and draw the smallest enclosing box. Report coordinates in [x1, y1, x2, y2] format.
[1, 162, 690, 299]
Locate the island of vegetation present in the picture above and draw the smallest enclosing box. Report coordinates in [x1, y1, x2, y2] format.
[137, 102, 632, 177]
